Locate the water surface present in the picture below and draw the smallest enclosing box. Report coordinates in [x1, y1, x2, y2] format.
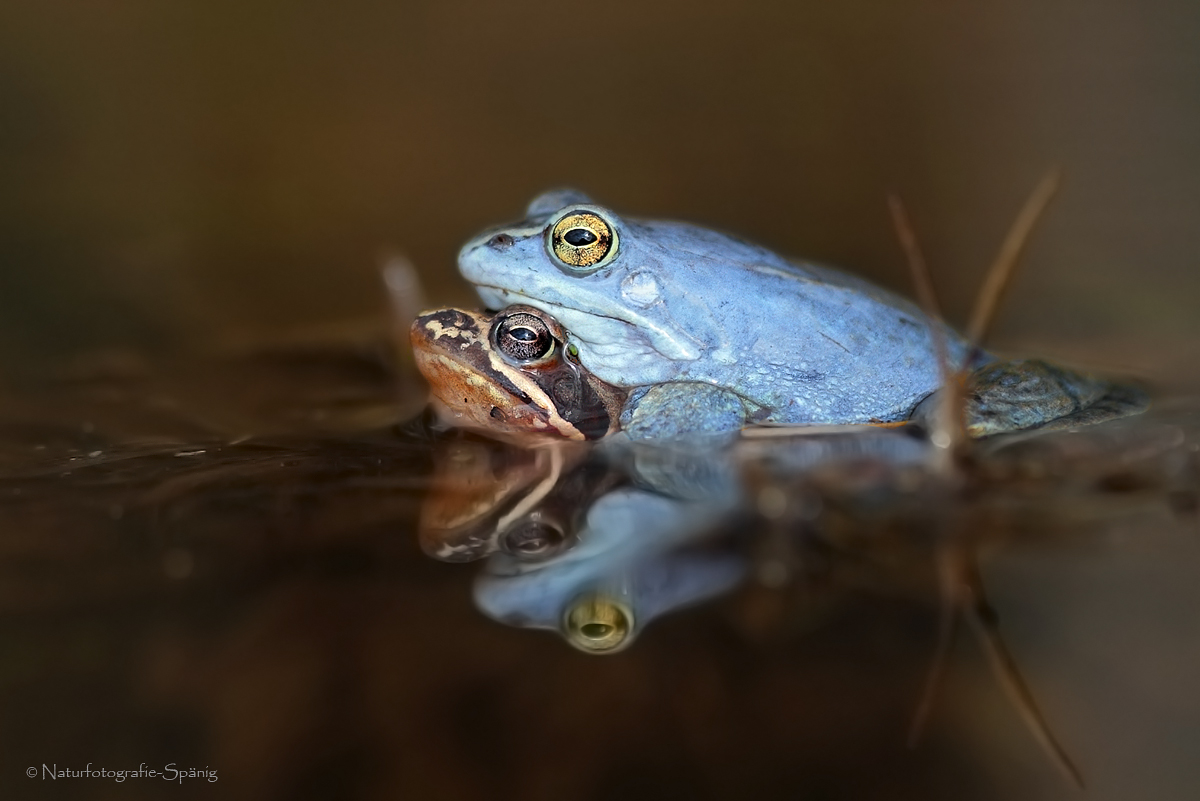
[1, 339, 1196, 800]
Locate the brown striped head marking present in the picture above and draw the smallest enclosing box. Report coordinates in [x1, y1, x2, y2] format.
[411, 306, 626, 441]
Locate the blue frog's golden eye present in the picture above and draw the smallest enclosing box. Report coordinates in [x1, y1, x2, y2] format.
[549, 210, 615, 272]
[493, 311, 555, 364]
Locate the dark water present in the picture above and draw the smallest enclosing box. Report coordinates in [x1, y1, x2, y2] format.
[0, 339, 1197, 800]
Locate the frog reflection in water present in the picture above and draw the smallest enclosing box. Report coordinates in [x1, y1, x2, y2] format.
[449, 189, 1143, 439]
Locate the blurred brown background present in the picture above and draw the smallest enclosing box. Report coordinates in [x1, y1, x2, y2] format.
[2, 1, 1198, 387]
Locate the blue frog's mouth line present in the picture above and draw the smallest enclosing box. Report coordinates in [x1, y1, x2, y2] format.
[469, 284, 642, 342]
[469, 284, 702, 364]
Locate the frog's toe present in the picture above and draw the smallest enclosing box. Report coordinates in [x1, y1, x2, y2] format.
[1009, 381, 1149, 434]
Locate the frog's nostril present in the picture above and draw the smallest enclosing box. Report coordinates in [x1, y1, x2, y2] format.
[488, 233, 515, 249]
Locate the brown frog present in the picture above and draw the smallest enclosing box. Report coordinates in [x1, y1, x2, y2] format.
[410, 305, 626, 442]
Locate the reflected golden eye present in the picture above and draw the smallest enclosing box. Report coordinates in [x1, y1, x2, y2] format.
[563, 595, 633, 653]
[550, 211, 615, 271]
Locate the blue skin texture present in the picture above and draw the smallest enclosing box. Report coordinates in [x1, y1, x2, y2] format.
[460, 190, 973, 435]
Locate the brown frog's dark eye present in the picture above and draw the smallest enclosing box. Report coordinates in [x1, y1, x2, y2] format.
[549, 210, 616, 272]
[494, 312, 555, 363]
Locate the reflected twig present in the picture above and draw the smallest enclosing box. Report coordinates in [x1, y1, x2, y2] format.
[908, 541, 1084, 788]
[907, 543, 962, 747]
[959, 550, 1085, 789]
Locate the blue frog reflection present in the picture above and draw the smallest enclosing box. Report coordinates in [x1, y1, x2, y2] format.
[420, 427, 932, 653]
[475, 486, 745, 653]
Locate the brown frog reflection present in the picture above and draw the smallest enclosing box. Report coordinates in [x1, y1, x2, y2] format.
[417, 436, 619, 563]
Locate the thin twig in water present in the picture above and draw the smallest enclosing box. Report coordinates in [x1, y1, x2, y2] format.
[887, 194, 965, 467]
[965, 170, 1062, 356]
[887, 196, 948, 377]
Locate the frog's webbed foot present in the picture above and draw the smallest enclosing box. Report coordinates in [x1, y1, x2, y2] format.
[911, 359, 1148, 438]
[620, 382, 747, 441]
[998, 379, 1148, 436]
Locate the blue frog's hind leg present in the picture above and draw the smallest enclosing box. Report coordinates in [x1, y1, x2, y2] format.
[911, 359, 1148, 438]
